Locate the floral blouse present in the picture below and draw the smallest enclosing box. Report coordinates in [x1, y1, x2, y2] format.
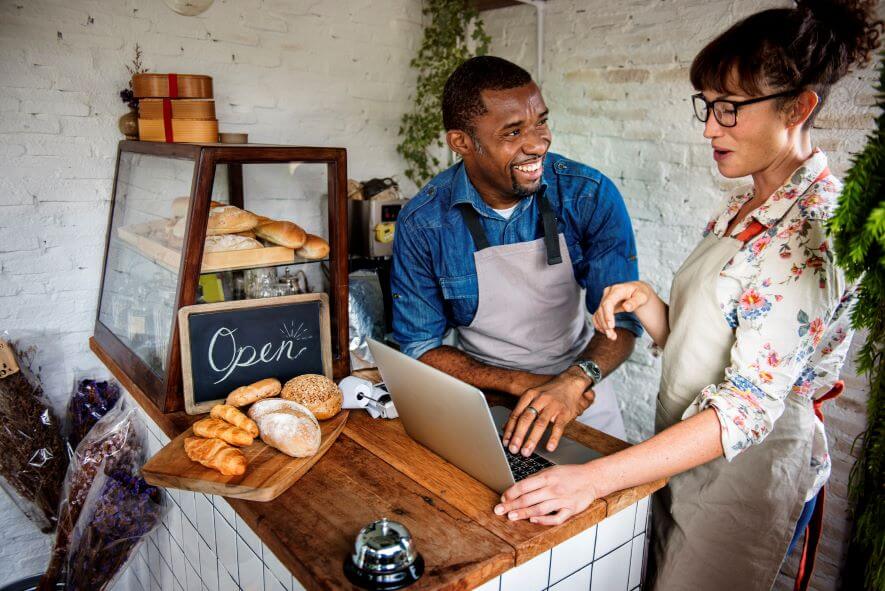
[682, 150, 855, 500]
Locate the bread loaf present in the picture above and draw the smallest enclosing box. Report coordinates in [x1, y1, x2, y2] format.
[184, 437, 247, 476]
[192, 417, 254, 447]
[248, 400, 320, 458]
[225, 378, 281, 407]
[294, 234, 330, 260]
[281, 374, 342, 420]
[206, 206, 259, 236]
[247, 398, 319, 426]
[171, 196, 223, 218]
[204, 234, 263, 253]
[254, 221, 307, 249]
[210, 404, 259, 437]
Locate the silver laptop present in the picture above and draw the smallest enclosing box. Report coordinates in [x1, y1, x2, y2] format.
[367, 338, 602, 493]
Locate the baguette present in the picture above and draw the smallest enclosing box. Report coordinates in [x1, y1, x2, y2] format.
[210, 404, 259, 437]
[184, 437, 247, 476]
[225, 378, 281, 407]
[254, 220, 307, 249]
[206, 206, 259, 236]
[193, 417, 254, 447]
[295, 234, 330, 260]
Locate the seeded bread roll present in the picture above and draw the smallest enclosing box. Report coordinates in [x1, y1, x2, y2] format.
[294, 234, 330, 260]
[225, 378, 281, 407]
[204, 234, 263, 252]
[254, 220, 307, 249]
[206, 206, 259, 236]
[281, 374, 342, 420]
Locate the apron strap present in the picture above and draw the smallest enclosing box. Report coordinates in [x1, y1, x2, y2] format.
[459, 204, 491, 251]
[794, 379, 843, 591]
[538, 188, 563, 265]
[458, 187, 563, 266]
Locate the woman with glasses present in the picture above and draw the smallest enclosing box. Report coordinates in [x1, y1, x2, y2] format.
[494, 1, 882, 588]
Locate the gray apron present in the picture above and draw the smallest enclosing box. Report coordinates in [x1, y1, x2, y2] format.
[455, 191, 626, 438]
[650, 204, 816, 590]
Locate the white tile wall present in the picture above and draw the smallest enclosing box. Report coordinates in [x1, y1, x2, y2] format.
[123, 403, 650, 591]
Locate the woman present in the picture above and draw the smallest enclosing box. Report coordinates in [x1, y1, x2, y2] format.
[494, 1, 882, 589]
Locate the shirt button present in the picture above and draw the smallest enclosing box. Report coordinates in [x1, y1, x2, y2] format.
[555, 162, 566, 170]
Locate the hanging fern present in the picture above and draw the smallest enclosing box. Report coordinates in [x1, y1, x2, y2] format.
[831, 52, 885, 590]
[397, 0, 490, 186]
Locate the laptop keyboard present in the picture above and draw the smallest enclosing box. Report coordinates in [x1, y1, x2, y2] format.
[503, 446, 555, 481]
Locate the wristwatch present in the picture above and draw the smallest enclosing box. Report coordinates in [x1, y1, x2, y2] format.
[571, 359, 602, 387]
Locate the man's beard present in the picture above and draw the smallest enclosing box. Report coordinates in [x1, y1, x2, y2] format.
[511, 169, 539, 197]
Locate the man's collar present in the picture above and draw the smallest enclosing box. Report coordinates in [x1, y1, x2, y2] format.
[449, 160, 545, 218]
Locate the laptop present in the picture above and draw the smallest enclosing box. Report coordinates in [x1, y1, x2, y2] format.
[367, 338, 603, 494]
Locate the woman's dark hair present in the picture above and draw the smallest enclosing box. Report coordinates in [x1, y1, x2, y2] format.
[690, 0, 883, 125]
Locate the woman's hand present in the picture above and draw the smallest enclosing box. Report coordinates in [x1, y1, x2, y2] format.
[494, 463, 602, 526]
[593, 281, 653, 340]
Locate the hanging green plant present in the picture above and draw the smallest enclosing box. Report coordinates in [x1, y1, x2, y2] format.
[831, 52, 885, 591]
[397, 0, 491, 186]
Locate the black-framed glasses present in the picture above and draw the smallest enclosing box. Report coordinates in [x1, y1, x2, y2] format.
[692, 90, 798, 128]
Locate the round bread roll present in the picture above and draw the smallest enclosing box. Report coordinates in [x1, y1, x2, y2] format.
[294, 234, 330, 260]
[254, 406, 321, 458]
[225, 378, 281, 407]
[204, 234, 263, 253]
[247, 398, 319, 427]
[172, 216, 187, 239]
[206, 206, 259, 236]
[281, 374, 342, 420]
[254, 220, 307, 249]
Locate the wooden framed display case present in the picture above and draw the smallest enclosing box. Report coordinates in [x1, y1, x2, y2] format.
[93, 141, 349, 412]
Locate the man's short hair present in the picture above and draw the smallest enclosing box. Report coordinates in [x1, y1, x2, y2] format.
[442, 56, 533, 134]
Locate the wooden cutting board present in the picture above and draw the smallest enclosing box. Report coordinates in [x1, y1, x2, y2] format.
[142, 410, 348, 501]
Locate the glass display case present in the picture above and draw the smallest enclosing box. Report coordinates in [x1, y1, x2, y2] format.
[94, 141, 349, 412]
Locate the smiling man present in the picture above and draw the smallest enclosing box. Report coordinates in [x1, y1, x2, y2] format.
[391, 56, 641, 454]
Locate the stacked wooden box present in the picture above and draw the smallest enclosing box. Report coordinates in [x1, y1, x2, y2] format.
[134, 73, 218, 143]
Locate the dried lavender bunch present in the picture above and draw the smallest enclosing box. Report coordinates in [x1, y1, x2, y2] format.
[0, 350, 67, 532]
[67, 378, 120, 451]
[66, 469, 163, 591]
[40, 406, 140, 590]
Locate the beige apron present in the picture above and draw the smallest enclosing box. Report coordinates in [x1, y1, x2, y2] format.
[650, 223, 815, 590]
[455, 192, 626, 438]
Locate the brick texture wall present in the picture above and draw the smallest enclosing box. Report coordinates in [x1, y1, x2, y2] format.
[482, 1, 880, 590]
[0, 0, 422, 583]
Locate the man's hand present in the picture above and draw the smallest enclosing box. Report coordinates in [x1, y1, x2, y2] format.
[502, 367, 593, 456]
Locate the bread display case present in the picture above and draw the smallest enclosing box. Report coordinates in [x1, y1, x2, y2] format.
[94, 141, 349, 413]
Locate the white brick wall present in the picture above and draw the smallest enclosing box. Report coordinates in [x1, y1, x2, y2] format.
[0, 0, 422, 584]
[483, 2, 881, 590]
[1, 0, 879, 588]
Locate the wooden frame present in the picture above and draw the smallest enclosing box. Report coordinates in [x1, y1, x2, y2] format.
[93, 141, 349, 413]
[178, 293, 332, 415]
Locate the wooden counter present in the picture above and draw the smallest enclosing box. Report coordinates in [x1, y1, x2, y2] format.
[91, 337, 666, 591]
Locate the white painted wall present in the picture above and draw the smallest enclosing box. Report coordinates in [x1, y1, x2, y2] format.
[0, 0, 422, 583]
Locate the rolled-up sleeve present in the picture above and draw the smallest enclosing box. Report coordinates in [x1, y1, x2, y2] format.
[579, 175, 643, 337]
[683, 222, 845, 460]
[391, 219, 446, 359]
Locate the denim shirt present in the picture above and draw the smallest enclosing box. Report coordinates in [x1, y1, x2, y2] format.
[391, 152, 642, 360]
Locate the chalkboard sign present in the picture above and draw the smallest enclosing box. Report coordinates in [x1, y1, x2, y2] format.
[178, 294, 332, 414]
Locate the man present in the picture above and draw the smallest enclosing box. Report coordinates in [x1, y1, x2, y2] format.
[391, 56, 640, 457]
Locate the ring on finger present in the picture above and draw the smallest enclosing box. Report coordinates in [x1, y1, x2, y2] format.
[525, 406, 540, 417]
